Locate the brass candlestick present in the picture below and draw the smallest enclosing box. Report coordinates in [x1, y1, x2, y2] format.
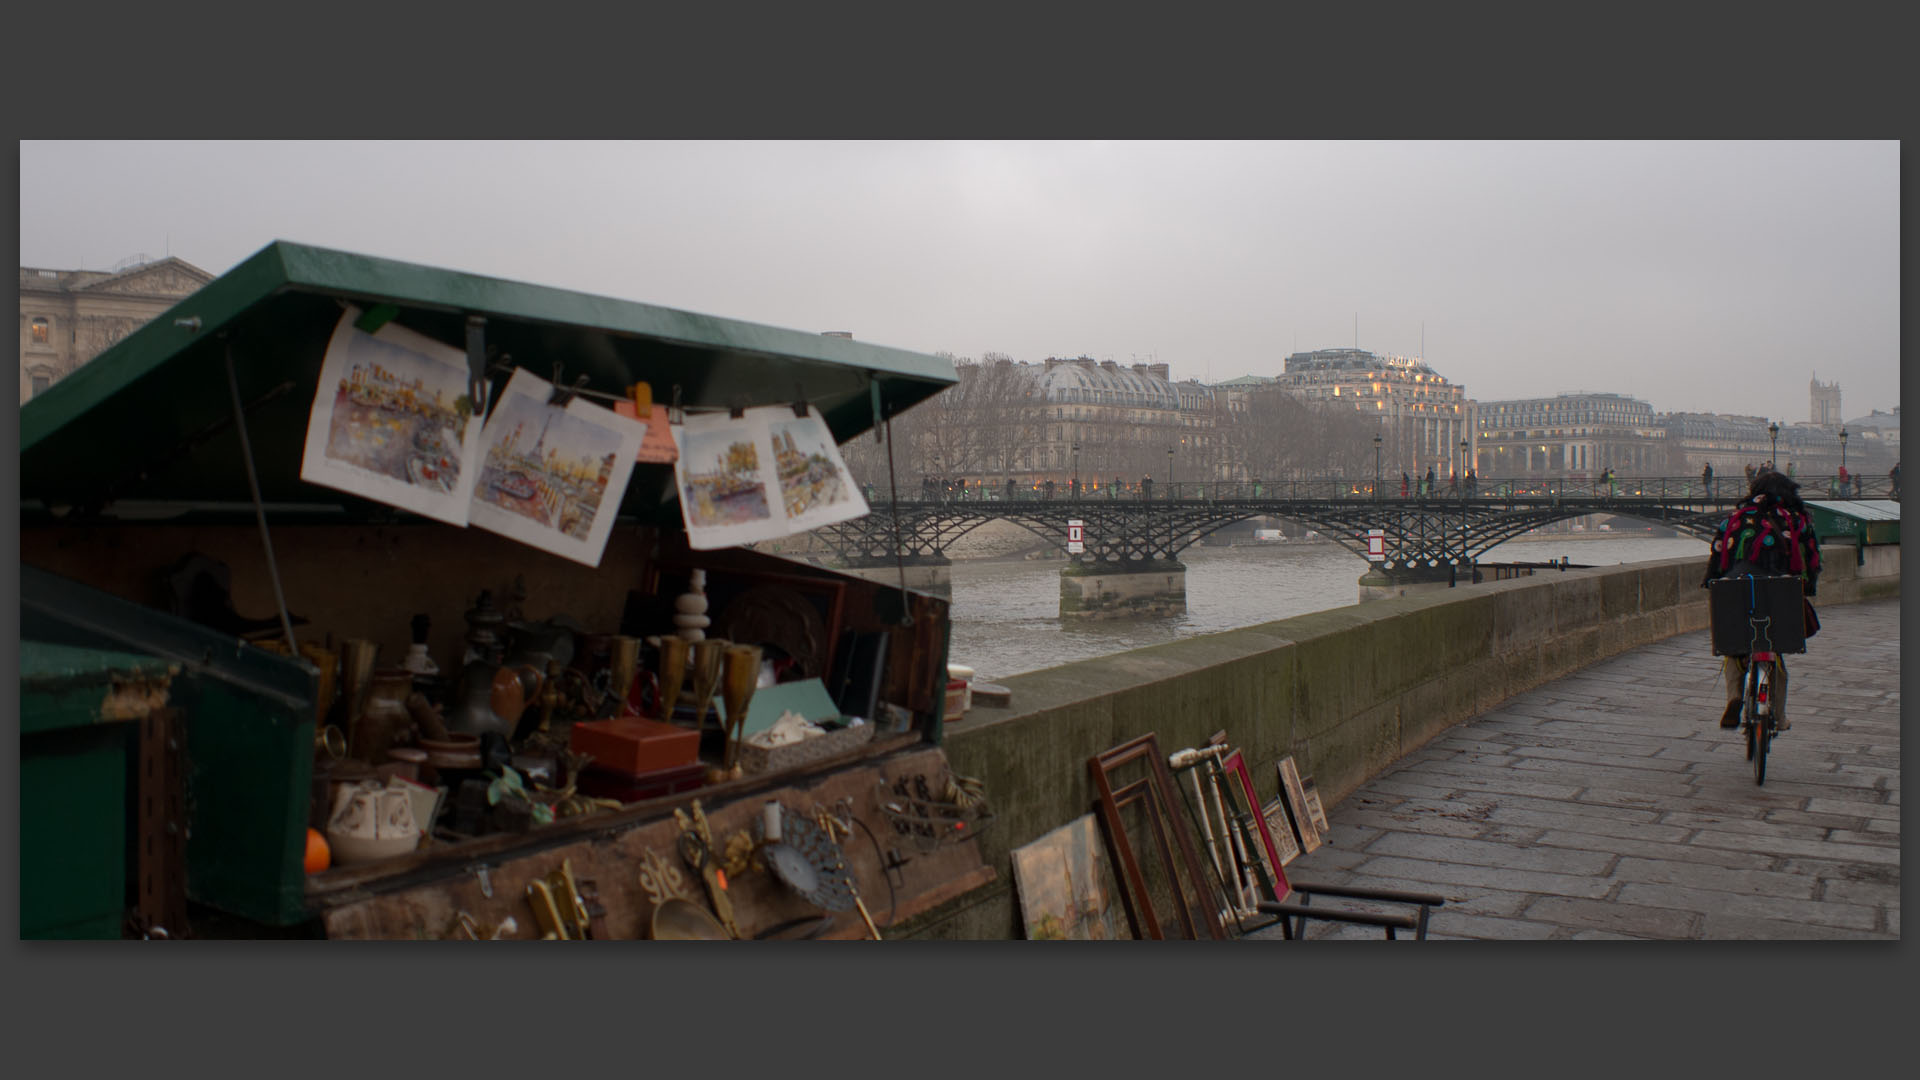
[609, 636, 641, 715]
[720, 644, 763, 772]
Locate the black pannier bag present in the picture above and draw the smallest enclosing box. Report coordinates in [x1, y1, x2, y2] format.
[1708, 574, 1807, 656]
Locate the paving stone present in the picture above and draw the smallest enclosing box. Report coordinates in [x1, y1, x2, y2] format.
[1696, 913, 1895, 940]
[1522, 895, 1702, 939]
[1776, 856, 1901, 888]
[1825, 829, 1899, 847]
[1364, 832, 1616, 875]
[1530, 829, 1778, 871]
[1337, 807, 1500, 841]
[1614, 883, 1880, 930]
[1347, 855, 1615, 899]
[1413, 912, 1562, 940]
[1764, 808, 1876, 831]
[1608, 856, 1817, 900]
[1816, 877, 1900, 909]
[1657, 811, 1830, 841]
[1483, 806, 1694, 844]
[1686, 828, 1902, 865]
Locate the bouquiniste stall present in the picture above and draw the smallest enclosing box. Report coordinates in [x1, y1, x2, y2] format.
[19, 241, 995, 940]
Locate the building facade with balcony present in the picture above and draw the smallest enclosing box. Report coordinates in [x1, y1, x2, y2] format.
[1273, 348, 1472, 478]
[1475, 391, 1665, 478]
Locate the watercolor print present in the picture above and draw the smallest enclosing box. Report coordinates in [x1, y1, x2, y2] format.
[466, 368, 646, 568]
[299, 306, 484, 526]
[767, 405, 869, 530]
[671, 409, 785, 550]
[1012, 815, 1126, 940]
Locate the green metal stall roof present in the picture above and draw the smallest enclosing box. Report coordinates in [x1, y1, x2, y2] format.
[1804, 500, 1902, 546]
[20, 240, 957, 522]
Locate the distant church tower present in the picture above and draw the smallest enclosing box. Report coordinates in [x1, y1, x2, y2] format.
[1809, 374, 1843, 429]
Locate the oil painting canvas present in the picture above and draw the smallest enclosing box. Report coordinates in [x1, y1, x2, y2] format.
[769, 406, 868, 531]
[1012, 814, 1125, 940]
[300, 306, 484, 526]
[467, 368, 646, 567]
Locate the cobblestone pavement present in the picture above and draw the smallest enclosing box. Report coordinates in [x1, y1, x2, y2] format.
[1249, 596, 1900, 940]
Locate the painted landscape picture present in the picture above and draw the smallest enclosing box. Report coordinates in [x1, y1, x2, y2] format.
[301, 308, 481, 527]
[474, 391, 624, 542]
[681, 428, 773, 528]
[771, 415, 852, 519]
[466, 368, 646, 568]
[1012, 815, 1126, 940]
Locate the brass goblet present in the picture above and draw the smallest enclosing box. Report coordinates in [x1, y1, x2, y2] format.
[687, 638, 727, 733]
[720, 644, 763, 772]
[651, 635, 690, 721]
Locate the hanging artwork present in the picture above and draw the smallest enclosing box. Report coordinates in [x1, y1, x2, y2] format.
[673, 405, 869, 550]
[467, 368, 647, 568]
[300, 306, 484, 526]
[1011, 815, 1126, 940]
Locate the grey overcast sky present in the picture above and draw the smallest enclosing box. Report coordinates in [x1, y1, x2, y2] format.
[19, 140, 1899, 425]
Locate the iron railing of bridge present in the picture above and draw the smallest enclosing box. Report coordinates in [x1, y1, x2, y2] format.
[896, 474, 1893, 505]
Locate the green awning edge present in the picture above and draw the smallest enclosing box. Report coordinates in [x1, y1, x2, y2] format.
[22, 239, 958, 457]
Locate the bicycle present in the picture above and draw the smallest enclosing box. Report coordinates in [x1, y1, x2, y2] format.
[1708, 573, 1807, 787]
[1739, 650, 1786, 785]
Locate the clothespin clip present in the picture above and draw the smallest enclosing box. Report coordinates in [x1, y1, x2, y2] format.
[728, 400, 747, 420]
[547, 363, 589, 408]
[627, 382, 653, 418]
[464, 316, 490, 415]
[792, 382, 811, 419]
[356, 303, 400, 335]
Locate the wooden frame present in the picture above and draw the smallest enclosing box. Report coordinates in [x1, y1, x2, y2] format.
[1088, 734, 1226, 941]
[1276, 756, 1321, 855]
[1221, 750, 1286, 905]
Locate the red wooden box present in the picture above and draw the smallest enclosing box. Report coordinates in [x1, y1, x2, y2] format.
[576, 761, 708, 805]
[569, 718, 701, 775]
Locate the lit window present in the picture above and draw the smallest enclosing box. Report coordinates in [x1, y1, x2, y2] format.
[32, 317, 51, 344]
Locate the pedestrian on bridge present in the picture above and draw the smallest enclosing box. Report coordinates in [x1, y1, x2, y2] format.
[1044, 479, 1055, 500]
[1745, 462, 1757, 485]
[1466, 469, 1477, 497]
[1141, 475, 1153, 501]
[1006, 476, 1016, 502]
[1400, 472, 1409, 498]
[1890, 462, 1901, 501]
[1701, 462, 1714, 499]
[1422, 467, 1435, 498]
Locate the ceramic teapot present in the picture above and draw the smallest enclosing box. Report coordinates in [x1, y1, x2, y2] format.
[325, 780, 421, 865]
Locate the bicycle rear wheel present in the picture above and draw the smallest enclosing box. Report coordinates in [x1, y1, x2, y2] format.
[1751, 662, 1773, 785]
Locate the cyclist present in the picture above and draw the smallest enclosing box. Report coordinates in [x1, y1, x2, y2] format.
[1701, 468, 1822, 730]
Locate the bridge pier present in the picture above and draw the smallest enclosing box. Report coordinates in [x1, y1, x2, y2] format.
[1060, 558, 1187, 620]
[1357, 558, 1474, 603]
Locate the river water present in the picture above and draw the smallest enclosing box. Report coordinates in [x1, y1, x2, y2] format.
[948, 534, 1710, 682]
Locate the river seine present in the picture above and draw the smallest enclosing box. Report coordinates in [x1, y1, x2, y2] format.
[947, 534, 1710, 682]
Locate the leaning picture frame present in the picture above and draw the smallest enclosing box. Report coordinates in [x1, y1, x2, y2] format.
[1221, 750, 1285, 905]
[1276, 756, 1321, 855]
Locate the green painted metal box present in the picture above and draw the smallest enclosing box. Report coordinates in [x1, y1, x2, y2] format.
[19, 643, 177, 939]
[22, 567, 319, 928]
[1805, 500, 1901, 547]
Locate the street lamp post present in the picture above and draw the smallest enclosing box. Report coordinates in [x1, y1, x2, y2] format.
[1167, 446, 1175, 500]
[1768, 422, 1780, 470]
[1373, 433, 1382, 499]
[1072, 443, 1080, 500]
[1460, 439, 1469, 485]
[1839, 427, 1848, 472]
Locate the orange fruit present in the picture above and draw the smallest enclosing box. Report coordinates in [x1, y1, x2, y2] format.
[304, 828, 331, 873]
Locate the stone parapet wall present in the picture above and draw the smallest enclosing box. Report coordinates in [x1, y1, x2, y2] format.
[897, 544, 1897, 939]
